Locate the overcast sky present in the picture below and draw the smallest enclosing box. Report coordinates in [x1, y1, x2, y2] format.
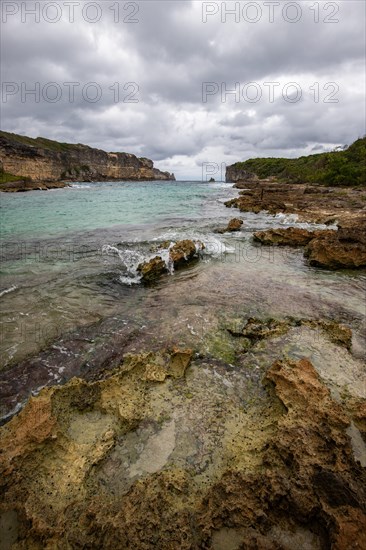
[1, 0, 365, 179]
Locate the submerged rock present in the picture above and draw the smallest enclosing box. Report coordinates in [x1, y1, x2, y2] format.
[228, 316, 291, 342]
[228, 317, 353, 350]
[217, 218, 243, 234]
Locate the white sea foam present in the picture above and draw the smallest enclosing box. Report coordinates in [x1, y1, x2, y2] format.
[0, 285, 17, 298]
[71, 183, 91, 189]
[102, 229, 236, 286]
[273, 212, 337, 231]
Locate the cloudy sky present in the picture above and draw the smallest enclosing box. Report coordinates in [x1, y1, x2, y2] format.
[1, 0, 365, 179]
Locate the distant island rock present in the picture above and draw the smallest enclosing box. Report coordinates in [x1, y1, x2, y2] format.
[0, 131, 175, 192]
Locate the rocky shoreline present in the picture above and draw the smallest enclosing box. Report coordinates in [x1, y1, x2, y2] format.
[0, 176, 365, 548]
[0, 179, 69, 193]
[225, 179, 366, 269]
[0, 322, 365, 549]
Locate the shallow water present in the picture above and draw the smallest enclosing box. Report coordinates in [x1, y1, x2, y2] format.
[0, 180, 365, 421]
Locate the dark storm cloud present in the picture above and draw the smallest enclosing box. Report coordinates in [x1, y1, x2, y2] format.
[1, 0, 365, 178]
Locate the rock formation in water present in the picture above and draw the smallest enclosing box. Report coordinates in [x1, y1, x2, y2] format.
[0, 131, 175, 187]
[137, 240, 205, 283]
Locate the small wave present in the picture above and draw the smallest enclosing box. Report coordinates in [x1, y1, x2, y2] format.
[102, 244, 144, 285]
[273, 213, 336, 230]
[0, 285, 17, 298]
[154, 231, 235, 257]
[71, 183, 91, 189]
[102, 232, 233, 286]
[119, 274, 142, 286]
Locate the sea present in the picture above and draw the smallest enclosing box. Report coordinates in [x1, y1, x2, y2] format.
[1, 180, 365, 421]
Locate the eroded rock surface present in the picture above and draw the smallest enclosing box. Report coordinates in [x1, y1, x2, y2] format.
[253, 227, 334, 247]
[137, 255, 168, 283]
[169, 239, 204, 269]
[1, 341, 365, 549]
[217, 218, 244, 234]
[137, 240, 204, 283]
[224, 181, 366, 226]
[305, 232, 366, 269]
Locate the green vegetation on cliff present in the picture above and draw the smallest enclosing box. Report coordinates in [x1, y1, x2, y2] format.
[0, 130, 80, 153]
[0, 171, 25, 184]
[232, 137, 366, 186]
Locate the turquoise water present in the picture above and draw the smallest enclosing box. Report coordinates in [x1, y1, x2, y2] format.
[0, 181, 233, 238]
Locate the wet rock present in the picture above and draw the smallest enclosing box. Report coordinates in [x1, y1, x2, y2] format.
[227, 317, 352, 350]
[224, 198, 239, 208]
[149, 240, 172, 253]
[304, 319, 353, 350]
[1, 350, 365, 549]
[253, 227, 334, 247]
[137, 256, 168, 283]
[198, 358, 366, 549]
[0, 180, 69, 192]
[338, 218, 366, 245]
[169, 239, 203, 269]
[168, 348, 193, 378]
[217, 218, 243, 234]
[123, 349, 193, 381]
[304, 233, 366, 269]
[228, 317, 291, 342]
[224, 181, 366, 224]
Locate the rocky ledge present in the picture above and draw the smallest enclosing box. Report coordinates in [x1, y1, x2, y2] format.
[0, 131, 175, 188]
[225, 179, 366, 270]
[0, 179, 69, 193]
[224, 181, 366, 225]
[253, 221, 366, 269]
[1, 326, 365, 549]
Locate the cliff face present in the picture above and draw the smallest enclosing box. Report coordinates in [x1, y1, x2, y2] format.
[0, 131, 175, 182]
[225, 164, 258, 183]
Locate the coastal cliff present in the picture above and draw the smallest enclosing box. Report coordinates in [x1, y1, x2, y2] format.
[226, 137, 366, 185]
[225, 165, 258, 183]
[0, 131, 175, 187]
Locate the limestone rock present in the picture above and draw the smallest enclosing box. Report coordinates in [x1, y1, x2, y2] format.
[168, 348, 193, 378]
[1, 352, 365, 549]
[253, 227, 334, 246]
[137, 256, 168, 283]
[217, 218, 243, 234]
[169, 240, 203, 269]
[304, 233, 366, 269]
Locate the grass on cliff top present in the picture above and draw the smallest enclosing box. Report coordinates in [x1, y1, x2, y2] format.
[233, 136, 366, 187]
[0, 171, 27, 185]
[0, 130, 83, 152]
